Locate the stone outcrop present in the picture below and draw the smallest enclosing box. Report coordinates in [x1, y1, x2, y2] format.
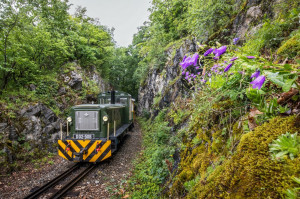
[138, 39, 198, 116]
[68, 71, 83, 90]
[20, 104, 63, 146]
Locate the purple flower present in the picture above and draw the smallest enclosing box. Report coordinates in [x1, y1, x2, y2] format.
[213, 57, 219, 60]
[186, 72, 189, 76]
[185, 76, 188, 80]
[182, 71, 185, 75]
[233, 37, 239, 45]
[224, 63, 233, 72]
[230, 57, 238, 62]
[192, 53, 199, 66]
[214, 46, 227, 57]
[180, 53, 199, 69]
[195, 66, 200, 69]
[251, 70, 260, 79]
[204, 48, 214, 56]
[224, 61, 228, 63]
[247, 56, 255, 59]
[238, 71, 245, 75]
[208, 73, 212, 77]
[211, 64, 219, 69]
[197, 72, 201, 75]
[250, 75, 265, 89]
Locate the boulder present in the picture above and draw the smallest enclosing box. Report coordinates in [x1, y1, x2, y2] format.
[20, 103, 60, 145]
[68, 71, 82, 90]
[58, 87, 66, 95]
[29, 84, 36, 91]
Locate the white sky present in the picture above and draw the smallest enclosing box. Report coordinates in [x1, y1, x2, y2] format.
[68, 0, 151, 47]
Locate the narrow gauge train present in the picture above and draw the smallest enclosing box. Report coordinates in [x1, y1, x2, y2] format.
[58, 91, 134, 162]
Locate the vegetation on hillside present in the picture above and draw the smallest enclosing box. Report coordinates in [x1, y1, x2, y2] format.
[124, 0, 300, 198]
[0, 0, 114, 117]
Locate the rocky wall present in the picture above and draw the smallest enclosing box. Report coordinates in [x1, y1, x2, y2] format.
[138, 39, 198, 116]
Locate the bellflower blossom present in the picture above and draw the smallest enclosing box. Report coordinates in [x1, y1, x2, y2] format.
[180, 53, 199, 70]
[224, 63, 233, 72]
[233, 37, 239, 45]
[247, 56, 255, 59]
[192, 53, 199, 66]
[251, 70, 260, 79]
[250, 75, 266, 89]
[180, 57, 191, 69]
[214, 46, 227, 57]
[204, 48, 214, 56]
[230, 57, 238, 62]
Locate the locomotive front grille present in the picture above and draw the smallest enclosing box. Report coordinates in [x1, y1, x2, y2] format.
[75, 111, 99, 130]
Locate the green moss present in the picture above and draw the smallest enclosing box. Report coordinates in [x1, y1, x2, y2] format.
[187, 116, 300, 199]
[277, 31, 300, 59]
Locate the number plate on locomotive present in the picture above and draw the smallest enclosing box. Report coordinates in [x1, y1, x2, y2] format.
[73, 134, 94, 139]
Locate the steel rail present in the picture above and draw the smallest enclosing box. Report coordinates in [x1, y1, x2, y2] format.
[23, 163, 80, 199]
[49, 164, 97, 199]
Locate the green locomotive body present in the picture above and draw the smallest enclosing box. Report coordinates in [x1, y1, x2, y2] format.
[58, 91, 134, 162]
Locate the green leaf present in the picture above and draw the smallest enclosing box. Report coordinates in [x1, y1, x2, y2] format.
[283, 77, 297, 92]
[265, 72, 285, 87]
[283, 64, 293, 71]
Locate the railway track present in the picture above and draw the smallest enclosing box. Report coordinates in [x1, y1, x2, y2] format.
[24, 163, 97, 199]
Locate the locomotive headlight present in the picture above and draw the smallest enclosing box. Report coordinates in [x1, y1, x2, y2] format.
[67, 117, 72, 122]
[103, 116, 108, 122]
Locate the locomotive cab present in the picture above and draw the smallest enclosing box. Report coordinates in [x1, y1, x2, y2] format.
[58, 91, 134, 163]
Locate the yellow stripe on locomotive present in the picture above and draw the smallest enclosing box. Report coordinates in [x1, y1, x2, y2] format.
[58, 140, 111, 162]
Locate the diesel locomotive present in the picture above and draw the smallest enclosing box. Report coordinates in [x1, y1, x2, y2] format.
[58, 91, 134, 163]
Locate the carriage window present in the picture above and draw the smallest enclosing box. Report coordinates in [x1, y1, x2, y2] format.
[120, 98, 127, 106]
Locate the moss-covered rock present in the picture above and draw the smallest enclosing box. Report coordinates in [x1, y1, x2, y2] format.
[186, 116, 300, 198]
